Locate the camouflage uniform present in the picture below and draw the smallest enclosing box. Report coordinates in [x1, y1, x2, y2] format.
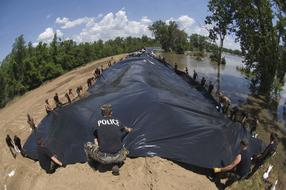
[84, 142, 128, 164]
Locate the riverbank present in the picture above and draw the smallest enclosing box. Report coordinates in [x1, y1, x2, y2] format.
[0, 54, 216, 190]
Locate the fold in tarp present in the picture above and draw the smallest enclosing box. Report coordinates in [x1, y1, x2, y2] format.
[23, 54, 264, 169]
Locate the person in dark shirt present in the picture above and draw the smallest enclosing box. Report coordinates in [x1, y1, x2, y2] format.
[247, 133, 278, 178]
[185, 67, 188, 75]
[260, 133, 278, 159]
[213, 139, 252, 188]
[193, 70, 198, 81]
[37, 138, 64, 174]
[208, 81, 214, 94]
[84, 104, 132, 175]
[6, 135, 17, 158]
[65, 92, 72, 104]
[87, 78, 92, 88]
[94, 68, 101, 79]
[53, 93, 63, 107]
[174, 63, 178, 72]
[201, 77, 206, 87]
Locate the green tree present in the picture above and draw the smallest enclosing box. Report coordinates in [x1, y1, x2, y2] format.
[149, 21, 170, 51]
[233, 0, 280, 93]
[149, 20, 188, 53]
[11, 35, 27, 81]
[205, 0, 234, 64]
[23, 56, 43, 89]
[189, 34, 209, 51]
[50, 33, 59, 64]
[0, 70, 7, 107]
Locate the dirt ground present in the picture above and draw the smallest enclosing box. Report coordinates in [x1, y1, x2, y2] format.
[0, 55, 216, 190]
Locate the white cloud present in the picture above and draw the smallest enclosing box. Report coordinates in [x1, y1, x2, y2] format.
[166, 15, 209, 36]
[38, 27, 54, 42]
[34, 10, 240, 50]
[32, 42, 38, 47]
[73, 10, 152, 43]
[55, 17, 95, 29]
[37, 27, 64, 43]
[56, 29, 64, 38]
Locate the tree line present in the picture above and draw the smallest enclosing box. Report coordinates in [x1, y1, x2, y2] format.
[149, 21, 241, 57]
[0, 35, 158, 107]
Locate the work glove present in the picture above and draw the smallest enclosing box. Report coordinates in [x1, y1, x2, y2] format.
[213, 168, 222, 173]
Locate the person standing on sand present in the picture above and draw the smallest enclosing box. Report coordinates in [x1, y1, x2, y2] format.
[65, 92, 72, 104]
[84, 104, 132, 175]
[94, 68, 101, 79]
[76, 86, 83, 97]
[36, 138, 65, 174]
[68, 89, 75, 99]
[45, 99, 53, 114]
[6, 135, 18, 158]
[53, 93, 63, 107]
[27, 114, 37, 131]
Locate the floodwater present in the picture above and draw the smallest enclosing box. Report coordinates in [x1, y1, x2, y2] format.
[160, 52, 286, 126]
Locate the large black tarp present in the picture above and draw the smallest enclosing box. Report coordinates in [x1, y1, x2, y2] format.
[23, 54, 264, 169]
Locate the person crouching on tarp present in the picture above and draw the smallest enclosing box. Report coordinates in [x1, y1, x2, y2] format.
[84, 104, 132, 175]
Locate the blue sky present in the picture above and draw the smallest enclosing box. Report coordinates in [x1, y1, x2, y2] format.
[0, 0, 238, 61]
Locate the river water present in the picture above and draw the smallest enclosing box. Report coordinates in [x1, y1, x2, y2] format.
[160, 52, 286, 127]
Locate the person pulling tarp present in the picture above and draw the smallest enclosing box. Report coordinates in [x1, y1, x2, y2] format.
[213, 139, 252, 188]
[37, 138, 65, 174]
[84, 104, 132, 175]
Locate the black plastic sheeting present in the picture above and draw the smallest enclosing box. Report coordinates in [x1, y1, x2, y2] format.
[23, 54, 264, 169]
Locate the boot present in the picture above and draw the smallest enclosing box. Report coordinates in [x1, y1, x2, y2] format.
[112, 164, 119, 176]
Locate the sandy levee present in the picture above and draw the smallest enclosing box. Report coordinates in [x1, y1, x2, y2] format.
[0, 55, 216, 190]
